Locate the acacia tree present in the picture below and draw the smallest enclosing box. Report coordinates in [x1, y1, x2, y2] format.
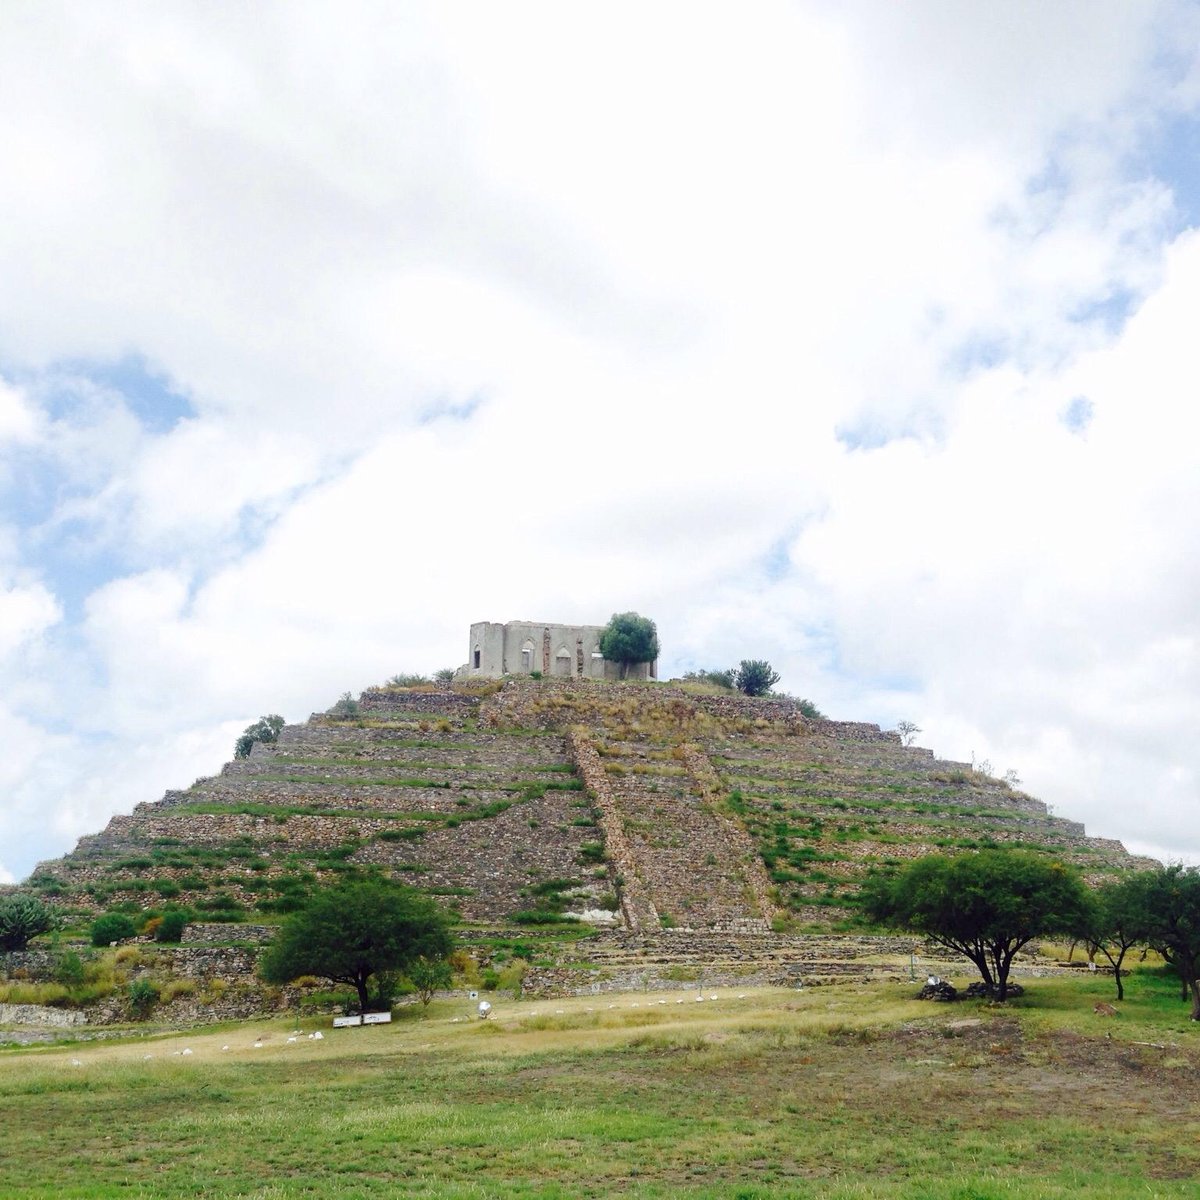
[1088, 873, 1153, 1002]
[407, 956, 453, 1008]
[861, 850, 1091, 1001]
[599, 613, 659, 679]
[0, 894, 56, 951]
[261, 879, 453, 1015]
[1137, 864, 1200, 1020]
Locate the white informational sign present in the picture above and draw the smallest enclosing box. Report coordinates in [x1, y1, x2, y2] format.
[333, 1015, 363, 1028]
[362, 1012, 393, 1025]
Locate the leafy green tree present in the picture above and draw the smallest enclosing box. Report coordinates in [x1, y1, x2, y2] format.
[91, 912, 137, 947]
[328, 692, 360, 718]
[407, 956, 453, 1008]
[1137, 864, 1200, 1020]
[1087, 873, 1153, 1002]
[734, 659, 781, 697]
[599, 613, 660, 678]
[861, 850, 1091, 1001]
[796, 698, 825, 719]
[235, 713, 284, 759]
[260, 879, 453, 1015]
[0, 894, 56, 951]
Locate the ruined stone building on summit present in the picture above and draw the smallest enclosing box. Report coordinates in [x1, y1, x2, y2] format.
[458, 620, 658, 681]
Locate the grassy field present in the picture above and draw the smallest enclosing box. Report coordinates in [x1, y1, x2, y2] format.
[3, 969, 1199, 1199]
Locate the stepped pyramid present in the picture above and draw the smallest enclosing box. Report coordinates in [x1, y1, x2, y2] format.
[26, 679, 1152, 934]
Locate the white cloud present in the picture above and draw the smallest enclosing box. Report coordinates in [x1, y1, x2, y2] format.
[2, 2, 1200, 879]
[0, 581, 60, 660]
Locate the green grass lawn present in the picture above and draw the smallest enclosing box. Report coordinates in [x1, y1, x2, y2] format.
[3, 969, 1198, 1198]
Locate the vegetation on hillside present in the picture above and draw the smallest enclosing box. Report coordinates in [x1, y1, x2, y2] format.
[0, 895, 55, 951]
[599, 612, 660, 677]
[233, 713, 284, 759]
[861, 850, 1092, 1000]
[260, 878, 454, 1015]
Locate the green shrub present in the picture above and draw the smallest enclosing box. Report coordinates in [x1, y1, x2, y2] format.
[91, 913, 137, 947]
[55, 952, 86, 988]
[0, 894, 57, 951]
[379, 827, 426, 842]
[155, 910, 189, 943]
[387, 673, 430, 688]
[328, 692, 360, 718]
[127, 978, 160, 1019]
[510, 910, 580, 925]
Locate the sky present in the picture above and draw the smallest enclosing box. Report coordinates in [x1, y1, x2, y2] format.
[2, 0, 1199, 885]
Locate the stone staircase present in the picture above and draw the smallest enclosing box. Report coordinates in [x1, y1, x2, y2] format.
[569, 727, 773, 934]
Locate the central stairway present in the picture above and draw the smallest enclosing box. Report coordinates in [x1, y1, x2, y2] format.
[569, 725, 774, 933]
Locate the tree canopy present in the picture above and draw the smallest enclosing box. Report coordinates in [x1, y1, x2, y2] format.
[1087, 872, 1155, 1001]
[733, 659, 781, 697]
[260, 879, 454, 1014]
[1136, 864, 1200, 1020]
[861, 849, 1091, 1001]
[599, 613, 659, 677]
[0, 894, 56, 951]
[234, 713, 284, 759]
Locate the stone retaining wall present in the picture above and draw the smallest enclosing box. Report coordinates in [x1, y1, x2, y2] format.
[181, 923, 275, 945]
[0, 1003, 88, 1027]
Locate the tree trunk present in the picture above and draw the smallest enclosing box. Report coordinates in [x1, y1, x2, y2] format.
[965, 952, 993, 991]
[355, 975, 371, 1016]
[995, 959, 1010, 1002]
[1190, 978, 1200, 1022]
[1114, 953, 1125, 1002]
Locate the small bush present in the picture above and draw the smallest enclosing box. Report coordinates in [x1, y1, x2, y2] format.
[0, 894, 57, 951]
[379, 827, 426, 842]
[91, 913, 137, 947]
[328, 692, 360, 718]
[159, 978, 197, 1003]
[510, 910, 581, 925]
[155, 910, 189, 943]
[128, 978, 160, 1019]
[497, 959, 528, 991]
[54, 952, 86, 988]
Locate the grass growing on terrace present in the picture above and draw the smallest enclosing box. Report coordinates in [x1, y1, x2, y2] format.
[4, 970, 1199, 1198]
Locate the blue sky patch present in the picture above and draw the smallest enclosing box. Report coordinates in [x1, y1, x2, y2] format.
[67, 354, 196, 433]
[1137, 109, 1200, 230]
[1060, 394, 1095, 435]
[417, 393, 484, 425]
